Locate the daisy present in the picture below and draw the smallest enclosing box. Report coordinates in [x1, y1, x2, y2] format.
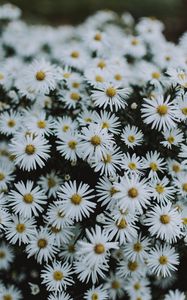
[84, 67, 108, 87]
[26, 111, 54, 136]
[41, 261, 74, 291]
[104, 272, 126, 300]
[166, 68, 187, 88]
[84, 285, 108, 300]
[49, 225, 74, 247]
[48, 292, 73, 300]
[9, 133, 50, 171]
[113, 174, 151, 214]
[60, 90, 83, 109]
[121, 125, 143, 148]
[54, 116, 78, 138]
[164, 289, 186, 300]
[38, 171, 63, 198]
[149, 176, 175, 203]
[141, 95, 178, 131]
[0, 207, 11, 232]
[44, 202, 73, 229]
[57, 180, 96, 222]
[123, 234, 150, 262]
[142, 151, 166, 178]
[0, 160, 15, 191]
[79, 124, 114, 162]
[76, 225, 118, 267]
[26, 227, 58, 264]
[117, 258, 146, 278]
[0, 242, 14, 270]
[147, 244, 179, 277]
[177, 95, 187, 120]
[8, 180, 47, 218]
[93, 110, 121, 134]
[167, 159, 183, 177]
[91, 82, 131, 111]
[145, 202, 182, 243]
[121, 153, 144, 175]
[125, 276, 151, 300]
[96, 176, 119, 208]
[0, 284, 22, 300]
[179, 144, 187, 165]
[161, 128, 184, 149]
[0, 110, 21, 136]
[57, 131, 82, 162]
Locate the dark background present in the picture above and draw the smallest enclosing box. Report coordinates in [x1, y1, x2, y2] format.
[0, 0, 187, 41]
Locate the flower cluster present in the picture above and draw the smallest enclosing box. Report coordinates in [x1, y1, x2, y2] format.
[0, 3, 187, 300]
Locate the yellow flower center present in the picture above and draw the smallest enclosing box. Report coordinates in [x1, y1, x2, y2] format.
[156, 184, 165, 194]
[172, 164, 181, 173]
[68, 140, 77, 150]
[37, 120, 46, 129]
[117, 218, 127, 229]
[128, 187, 139, 198]
[63, 72, 71, 78]
[68, 244, 75, 253]
[131, 38, 139, 45]
[165, 56, 171, 61]
[103, 154, 112, 164]
[0, 173, 5, 181]
[16, 223, 26, 233]
[62, 125, 70, 132]
[53, 270, 64, 281]
[91, 293, 99, 300]
[51, 226, 61, 233]
[48, 177, 56, 188]
[128, 261, 138, 271]
[71, 51, 80, 58]
[102, 121, 109, 129]
[110, 186, 118, 196]
[157, 105, 168, 116]
[95, 75, 104, 82]
[114, 74, 122, 81]
[111, 280, 121, 289]
[71, 193, 82, 205]
[0, 73, 4, 80]
[25, 144, 35, 155]
[106, 87, 117, 98]
[23, 193, 33, 204]
[133, 242, 142, 252]
[72, 82, 80, 88]
[94, 33, 102, 41]
[0, 251, 5, 259]
[97, 60, 106, 69]
[183, 183, 187, 192]
[152, 72, 161, 79]
[134, 283, 141, 290]
[90, 135, 101, 146]
[182, 217, 187, 225]
[70, 92, 80, 101]
[94, 243, 105, 254]
[35, 71, 46, 81]
[7, 119, 16, 127]
[160, 214, 170, 224]
[159, 255, 168, 265]
[37, 238, 48, 248]
[167, 136, 175, 144]
[181, 107, 187, 115]
[178, 73, 186, 81]
[150, 162, 158, 171]
[128, 162, 137, 170]
[3, 295, 12, 300]
[128, 135, 135, 143]
[85, 118, 92, 122]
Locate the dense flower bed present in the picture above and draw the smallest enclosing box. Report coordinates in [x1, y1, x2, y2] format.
[0, 3, 187, 300]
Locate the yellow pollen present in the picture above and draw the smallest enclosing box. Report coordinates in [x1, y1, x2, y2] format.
[178, 73, 186, 81]
[94, 33, 102, 41]
[37, 120, 46, 129]
[106, 87, 117, 98]
[95, 75, 104, 82]
[97, 60, 106, 69]
[172, 164, 180, 173]
[167, 136, 175, 144]
[53, 270, 64, 281]
[72, 82, 80, 88]
[128, 162, 137, 170]
[110, 186, 118, 196]
[102, 121, 109, 129]
[156, 184, 165, 194]
[128, 187, 139, 198]
[157, 105, 168, 116]
[16, 223, 25, 233]
[152, 72, 161, 79]
[70, 92, 80, 101]
[182, 217, 187, 225]
[131, 38, 139, 45]
[182, 183, 187, 192]
[181, 107, 187, 115]
[90, 135, 101, 146]
[63, 125, 70, 132]
[48, 177, 56, 188]
[71, 51, 80, 58]
[159, 255, 168, 265]
[3, 295, 12, 300]
[111, 280, 121, 289]
[128, 261, 138, 271]
[94, 243, 105, 254]
[128, 135, 135, 143]
[0, 73, 4, 80]
[58, 210, 65, 218]
[165, 56, 171, 61]
[35, 71, 46, 81]
[160, 214, 170, 224]
[117, 218, 127, 229]
[133, 242, 142, 252]
[134, 283, 141, 290]
[64, 72, 71, 78]
[71, 193, 82, 205]
[91, 293, 99, 300]
[37, 238, 48, 248]
[7, 119, 16, 127]
[51, 226, 61, 233]
[103, 154, 112, 163]
[25, 144, 35, 155]
[150, 162, 158, 171]
[23, 193, 33, 204]
[68, 140, 77, 150]
[85, 118, 92, 122]
[0, 173, 5, 181]
[68, 244, 75, 253]
[0, 251, 5, 259]
[114, 74, 122, 81]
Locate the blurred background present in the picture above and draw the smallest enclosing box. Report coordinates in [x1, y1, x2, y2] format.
[0, 0, 187, 41]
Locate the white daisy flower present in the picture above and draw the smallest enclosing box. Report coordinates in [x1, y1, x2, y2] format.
[44, 202, 73, 229]
[141, 95, 178, 131]
[54, 116, 78, 138]
[164, 289, 186, 300]
[0, 242, 14, 270]
[96, 176, 119, 208]
[9, 133, 50, 171]
[26, 111, 54, 136]
[57, 180, 96, 222]
[146, 202, 183, 243]
[121, 125, 143, 148]
[161, 128, 184, 149]
[91, 82, 131, 111]
[57, 131, 82, 162]
[123, 234, 150, 262]
[173, 172, 187, 197]
[93, 110, 121, 134]
[41, 261, 74, 291]
[0, 160, 15, 191]
[0, 284, 22, 300]
[84, 284, 108, 300]
[142, 151, 166, 178]
[121, 153, 144, 175]
[125, 276, 151, 300]
[0, 110, 21, 136]
[8, 180, 47, 218]
[48, 291, 73, 300]
[38, 171, 63, 198]
[147, 244, 179, 277]
[149, 176, 175, 203]
[117, 258, 146, 278]
[103, 272, 126, 300]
